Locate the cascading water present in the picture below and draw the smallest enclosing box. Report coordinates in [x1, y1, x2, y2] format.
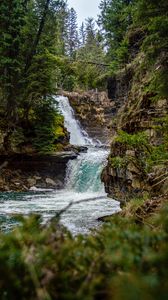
[57, 96, 92, 146]
[65, 149, 108, 193]
[56, 95, 107, 195]
[0, 96, 120, 235]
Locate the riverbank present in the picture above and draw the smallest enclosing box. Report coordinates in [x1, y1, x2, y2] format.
[98, 193, 168, 222]
[0, 191, 168, 299]
[0, 150, 79, 192]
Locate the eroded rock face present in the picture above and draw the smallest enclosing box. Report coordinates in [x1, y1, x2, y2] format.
[62, 91, 115, 144]
[101, 56, 168, 201]
[0, 153, 77, 192]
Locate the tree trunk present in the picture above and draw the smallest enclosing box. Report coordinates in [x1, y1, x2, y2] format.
[24, 0, 51, 73]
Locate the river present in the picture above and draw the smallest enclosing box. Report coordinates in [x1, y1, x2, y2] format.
[0, 96, 120, 235]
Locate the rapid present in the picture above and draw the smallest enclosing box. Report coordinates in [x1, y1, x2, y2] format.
[0, 96, 120, 234]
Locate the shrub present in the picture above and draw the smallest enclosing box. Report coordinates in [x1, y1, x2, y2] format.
[0, 201, 168, 300]
[116, 130, 149, 150]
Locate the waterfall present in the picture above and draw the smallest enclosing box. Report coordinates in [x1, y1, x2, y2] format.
[65, 149, 108, 193]
[56, 95, 92, 146]
[0, 96, 120, 235]
[56, 95, 107, 194]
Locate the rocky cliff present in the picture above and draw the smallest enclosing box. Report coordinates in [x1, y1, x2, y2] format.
[0, 152, 77, 191]
[102, 50, 168, 202]
[62, 91, 115, 144]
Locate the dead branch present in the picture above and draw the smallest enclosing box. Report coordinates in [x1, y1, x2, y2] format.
[53, 196, 107, 219]
[151, 176, 168, 188]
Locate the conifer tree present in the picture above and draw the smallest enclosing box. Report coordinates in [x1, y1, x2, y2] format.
[85, 18, 96, 46]
[99, 0, 133, 59]
[79, 22, 86, 46]
[0, 0, 25, 122]
[67, 8, 79, 57]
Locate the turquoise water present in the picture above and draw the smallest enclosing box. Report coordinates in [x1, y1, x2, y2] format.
[0, 148, 120, 234]
[0, 97, 120, 234]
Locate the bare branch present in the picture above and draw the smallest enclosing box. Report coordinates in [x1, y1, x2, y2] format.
[53, 196, 107, 219]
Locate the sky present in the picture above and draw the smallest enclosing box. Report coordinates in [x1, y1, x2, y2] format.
[67, 0, 101, 27]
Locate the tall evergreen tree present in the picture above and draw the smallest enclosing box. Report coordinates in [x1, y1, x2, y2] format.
[0, 0, 68, 152]
[85, 18, 96, 46]
[99, 0, 133, 59]
[0, 0, 25, 122]
[67, 8, 79, 57]
[54, 3, 69, 55]
[79, 22, 86, 46]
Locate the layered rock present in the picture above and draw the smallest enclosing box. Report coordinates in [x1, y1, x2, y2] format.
[62, 91, 115, 144]
[102, 53, 168, 202]
[0, 152, 77, 191]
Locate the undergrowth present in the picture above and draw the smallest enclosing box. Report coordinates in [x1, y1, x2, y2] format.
[0, 199, 168, 300]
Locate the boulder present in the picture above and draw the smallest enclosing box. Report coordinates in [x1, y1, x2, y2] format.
[34, 176, 42, 181]
[27, 177, 37, 187]
[45, 178, 57, 187]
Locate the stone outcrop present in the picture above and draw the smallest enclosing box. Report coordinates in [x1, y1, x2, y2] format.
[102, 52, 168, 202]
[62, 90, 115, 144]
[0, 152, 77, 192]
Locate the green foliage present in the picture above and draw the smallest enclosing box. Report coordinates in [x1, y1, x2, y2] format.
[116, 38, 129, 64]
[74, 18, 106, 90]
[0, 0, 25, 121]
[100, 0, 168, 100]
[99, 0, 133, 62]
[0, 202, 168, 299]
[145, 116, 168, 169]
[33, 97, 66, 153]
[146, 144, 168, 170]
[110, 156, 126, 168]
[0, 0, 69, 152]
[134, 0, 168, 98]
[116, 130, 149, 150]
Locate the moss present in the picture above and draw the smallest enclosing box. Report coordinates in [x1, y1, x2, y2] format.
[116, 130, 149, 150]
[109, 156, 127, 168]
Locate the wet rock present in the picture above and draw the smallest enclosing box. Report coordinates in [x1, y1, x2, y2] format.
[0, 152, 76, 192]
[3, 185, 10, 192]
[0, 177, 4, 190]
[55, 179, 64, 189]
[34, 176, 42, 181]
[62, 90, 114, 144]
[27, 178, 37, 187]
[45, 178, 57, 187]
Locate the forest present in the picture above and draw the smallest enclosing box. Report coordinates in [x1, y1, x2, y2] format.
[0, 0, 168, 299]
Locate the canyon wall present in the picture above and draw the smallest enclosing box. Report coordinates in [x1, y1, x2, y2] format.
[0, 152, 77, 191]
[62, 91, 115, 144]
[102, 51, 168, 202]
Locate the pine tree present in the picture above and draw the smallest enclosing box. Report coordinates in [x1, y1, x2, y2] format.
[79, 22, 86, 46]
[0, 0, 25, 122]
[67, 8, 79, 57]
[55, 4, 69, 56]
[85, 18, 96, 46]
[75, 18, 106, 90]
[99, 0, 133, 59]
[0, 0, 68, 152]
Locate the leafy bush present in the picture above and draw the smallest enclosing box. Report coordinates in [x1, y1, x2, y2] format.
[0, 201, 168, 300]
[33, 97, 67, 153]
[116, 130, 149, 150]
[110, 156, 126, 168]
